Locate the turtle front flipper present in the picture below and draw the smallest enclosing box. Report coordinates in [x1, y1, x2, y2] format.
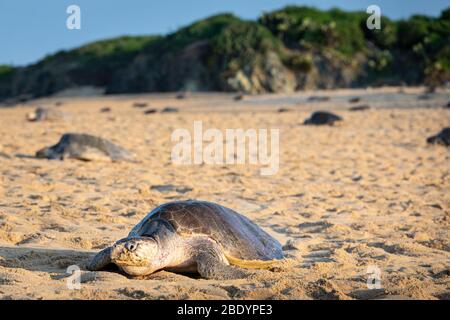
[194, 240, 252, 280]
[87, 246, 113, 271]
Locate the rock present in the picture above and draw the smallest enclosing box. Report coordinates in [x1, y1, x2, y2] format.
[226, 51, 296, 94]
[227, 70, 253, 93]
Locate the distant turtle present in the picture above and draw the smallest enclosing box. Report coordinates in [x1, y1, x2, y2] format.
[87, 200, 284, 279]
[161, 107, 179, 113]
[144, 108, 157, 115]
[307, 96, 330, 102]
[348, 97, 361, 103]
[304, 111, 342, 125]
[349, 104, 370, 112]
[27, 107, 68, 122]
[35, 133, 134, 161]
[417, 94, 432, 100]
[176, 91, 190, 99]
[233, 93, 245, 101]
[132, 102, 148, 108]
[427, 127, 450, 146]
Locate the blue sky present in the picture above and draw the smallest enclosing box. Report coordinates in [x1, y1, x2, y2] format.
[1, 0, 448, 66]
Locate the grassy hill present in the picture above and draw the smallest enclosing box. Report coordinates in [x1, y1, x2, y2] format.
[1, 6, 449, 102]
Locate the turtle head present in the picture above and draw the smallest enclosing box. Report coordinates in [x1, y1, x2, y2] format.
[35, 147, 52, 158]
[27, 107, 45, 122]
[35, 146, 63, 160]
[27, 111, 38, 121]
[111, 236, 160, 276]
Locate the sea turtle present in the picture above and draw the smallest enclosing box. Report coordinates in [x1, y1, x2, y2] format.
[176, 91, 190, 99]
[100, 107, 111, 113]
[233, 93, 245, 101]
[348, 97, 361, 103]
[307, 96, 330, 102]
[27, 107, 68, 122]
[304, 111, 342, 125]
[427, 127, 450, 146]
[132, 102, 148, 108]
[418, 93, 432, 100]
[161, 107, 179, 113]
[349, 104, 370, 112]
[35, 133, 134, 161]
[144, 108, 157, 114]
[87, 200, 284, 279]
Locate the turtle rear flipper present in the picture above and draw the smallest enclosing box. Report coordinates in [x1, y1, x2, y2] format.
[194, 239, 251, 280]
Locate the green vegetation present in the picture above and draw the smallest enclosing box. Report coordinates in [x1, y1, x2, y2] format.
[1, 6, 449, 101]
[259, 6, 366, 56]
[210, 20, 282, 72]
[0, 65, 14, 80]
[162, 14, 241, 52]
[0, 65, 15, 98]
[362, 16, 397, 49]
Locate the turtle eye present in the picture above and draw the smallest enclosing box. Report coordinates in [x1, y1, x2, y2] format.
[126, 242, 138, 252]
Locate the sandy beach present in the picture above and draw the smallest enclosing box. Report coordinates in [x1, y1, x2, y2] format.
[0, 87, 448, 300]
